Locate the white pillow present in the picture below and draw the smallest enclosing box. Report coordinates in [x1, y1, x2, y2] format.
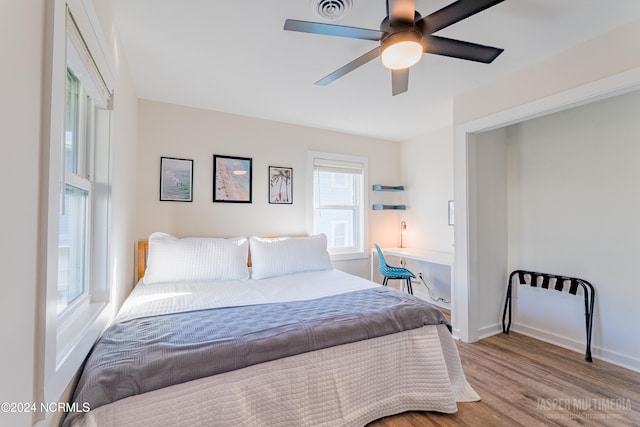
[249, 234, 333, 280]
[144, 232, 249, 284]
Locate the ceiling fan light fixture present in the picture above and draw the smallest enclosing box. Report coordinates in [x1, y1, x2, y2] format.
[381, 31, 424, 70]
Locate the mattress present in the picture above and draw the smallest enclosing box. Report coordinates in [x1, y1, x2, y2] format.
[67, 269, 479, 426]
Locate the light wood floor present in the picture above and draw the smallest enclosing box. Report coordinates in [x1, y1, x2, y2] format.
[368, 320, 640, 426]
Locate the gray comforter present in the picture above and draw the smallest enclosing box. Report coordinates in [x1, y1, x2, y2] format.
[64, 287, 448, 425]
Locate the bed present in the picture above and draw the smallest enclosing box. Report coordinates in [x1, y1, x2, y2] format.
[64, 233, 479, 426]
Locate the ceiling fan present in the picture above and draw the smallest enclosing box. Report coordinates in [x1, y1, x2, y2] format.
[284, 0, 505, 95]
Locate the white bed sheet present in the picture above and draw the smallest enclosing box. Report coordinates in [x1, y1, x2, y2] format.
[117, 269, 378, 322]
[71, 269, 479, 426]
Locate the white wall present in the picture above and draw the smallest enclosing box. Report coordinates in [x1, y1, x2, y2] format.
[455, 18, 640, 126]
[0, 2, 138, 426]
[400, 126, 455, 252]
[135, 100, 401, 278]
[396, 127, 457, 313]
[452, 17, 640, 369]
[506, 90, 640, 369]
[93, 0, 141, 308]
[470, 128, 509, 335]
[0, 2, 44, 425]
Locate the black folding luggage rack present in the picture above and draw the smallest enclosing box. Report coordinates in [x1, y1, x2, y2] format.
[502, 269, 595, 362]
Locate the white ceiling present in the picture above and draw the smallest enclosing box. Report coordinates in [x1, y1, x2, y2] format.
[110, 0, 640, 141]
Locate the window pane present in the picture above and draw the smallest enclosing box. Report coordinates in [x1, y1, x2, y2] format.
[314, 208, 355, 249]
[314, 171, 358, 206]
[331, 221, 348, 247]
[65, 69, 80, 174]
[58, 184, 88, 314]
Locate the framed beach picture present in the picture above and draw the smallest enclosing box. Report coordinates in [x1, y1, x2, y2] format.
[160, 157, 193, 202]
[213, 155, 252, 203]
[269, 166, 292, 204]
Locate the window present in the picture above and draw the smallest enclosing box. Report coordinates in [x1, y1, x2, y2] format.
[55, 7, 113, 318]
[308, 152, 368, 260]
[55, 7, 112, 322]
[58, 68, 93, 314]
[38, 4, 114, 414]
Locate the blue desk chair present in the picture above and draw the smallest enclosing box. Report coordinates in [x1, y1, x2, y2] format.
[374, 244, 415, 295]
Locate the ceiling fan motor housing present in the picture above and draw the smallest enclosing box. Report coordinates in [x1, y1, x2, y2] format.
[310, 0, 353, 21]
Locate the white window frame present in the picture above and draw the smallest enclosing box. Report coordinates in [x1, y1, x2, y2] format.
[37, 1, 114, 423]
[307, 151, 368, 261]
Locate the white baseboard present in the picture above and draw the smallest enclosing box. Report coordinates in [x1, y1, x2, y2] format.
[510, 323, 640, 373]
[477, 322, 502, 340]
[453, 321, 640, 373]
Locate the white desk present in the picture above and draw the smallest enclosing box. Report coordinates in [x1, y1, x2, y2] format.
[374, 247, 453, 265]
[371, 247, 454, 309]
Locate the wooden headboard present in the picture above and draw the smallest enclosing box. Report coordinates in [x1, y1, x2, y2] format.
[137, 240, 149, 282]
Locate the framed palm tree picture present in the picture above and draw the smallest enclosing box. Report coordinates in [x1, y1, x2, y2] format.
[269, 166, 292, 204]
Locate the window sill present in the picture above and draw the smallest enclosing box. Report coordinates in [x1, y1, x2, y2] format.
[47, 301, 111, 405]
[330, 251, 368, 262]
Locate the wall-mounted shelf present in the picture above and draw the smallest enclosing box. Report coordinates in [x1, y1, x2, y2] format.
[372, 204, 406, 210]
[372, 184, 405, 210]
[372, 184, 404, 192]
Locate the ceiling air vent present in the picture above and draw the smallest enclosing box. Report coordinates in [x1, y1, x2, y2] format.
[310, 0, 352, 21]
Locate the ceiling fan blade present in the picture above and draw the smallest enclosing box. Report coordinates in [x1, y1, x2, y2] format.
[284, 19, 384, 41]
[315, 47, 381, 86]
[391, 68, 409, 96]
[424, 35, 503, 63]
[418, 0, 504, 35]
[388, 0, 416, 25]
